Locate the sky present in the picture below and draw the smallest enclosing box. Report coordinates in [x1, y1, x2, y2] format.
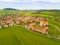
[0, 0, 60, 10]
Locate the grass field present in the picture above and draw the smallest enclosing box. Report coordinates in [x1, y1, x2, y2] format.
[0, 26, 60, 45]
[0, 10, 60, 45]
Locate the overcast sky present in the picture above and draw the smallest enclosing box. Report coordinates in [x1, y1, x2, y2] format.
[0, 0, 60, 10]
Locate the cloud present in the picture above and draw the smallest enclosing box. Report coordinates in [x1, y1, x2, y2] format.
[32, 0, 60, 3]
[0, 0, 60, 3]
[0, 0, 30, 2]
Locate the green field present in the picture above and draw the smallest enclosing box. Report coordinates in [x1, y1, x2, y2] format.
[0, 10, 60, 45]
[0, 26, 60, 45]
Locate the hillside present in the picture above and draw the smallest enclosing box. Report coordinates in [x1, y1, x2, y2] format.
[3, 8, 19, 11]
[0, 9, 60, 45]
[0, 26, 60, 45]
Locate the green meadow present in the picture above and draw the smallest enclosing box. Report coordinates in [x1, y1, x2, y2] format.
[0, 9, 60, 45]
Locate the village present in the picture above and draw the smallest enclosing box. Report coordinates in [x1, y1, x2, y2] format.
[0, 14, 49, 34]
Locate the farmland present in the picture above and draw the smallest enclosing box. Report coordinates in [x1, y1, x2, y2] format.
[0, 9, 60, 45]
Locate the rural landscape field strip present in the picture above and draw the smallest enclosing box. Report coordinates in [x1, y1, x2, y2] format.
[0, 25, 60, 45]
[11, 26, 60, 45]
[0, 27, 20, 45]
[0, 10, 60, 45]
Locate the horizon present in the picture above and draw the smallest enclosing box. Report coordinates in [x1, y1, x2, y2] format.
[1, 8, 60, 10]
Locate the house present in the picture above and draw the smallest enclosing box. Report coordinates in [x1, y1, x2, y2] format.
[3, 15, 13, 24]
[0, 22, 2, 29]
[28, 22, 35, 30]
[42, 26, 49, 34]
[34, 17, 40, 22]
[28, 19, 34, 23]
[27, 16, 34, 22]
[9, 21, 14, 26]
[15, 17, 22, 24]
[3, 21, 8, 27]
[21, 16, 33, 23]
[43, 21, 49, 26]
[39, 20, 44, 26]
[6, 16, 13, 22]
[35, 28, 42, 32]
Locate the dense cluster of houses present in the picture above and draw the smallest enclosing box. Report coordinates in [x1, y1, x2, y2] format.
[25, 16, 49, 34]
[0, 15, 49, 34]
